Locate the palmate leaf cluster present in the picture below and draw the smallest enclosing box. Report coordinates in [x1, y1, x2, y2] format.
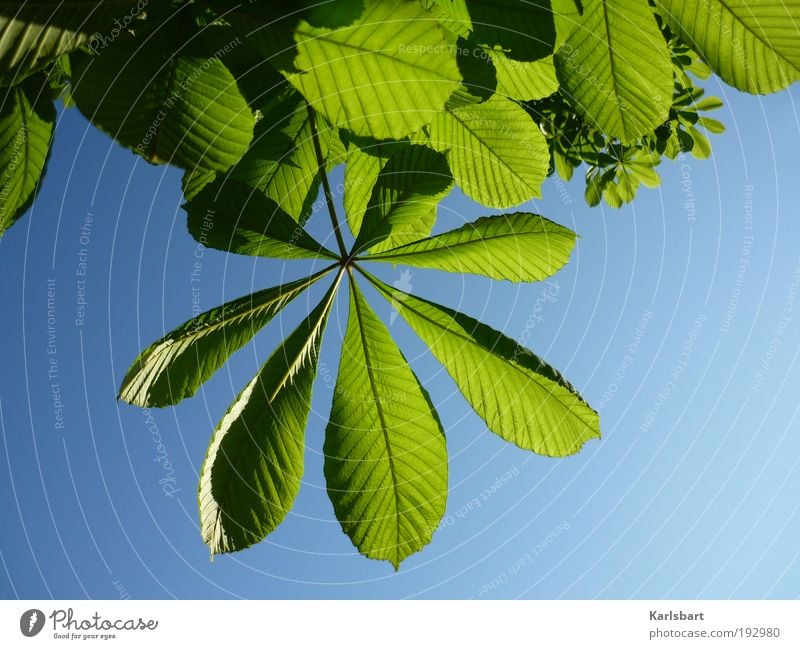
[0, 0, 796, 567]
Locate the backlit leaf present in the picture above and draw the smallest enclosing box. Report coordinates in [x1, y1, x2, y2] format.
[367, 271, 600, 457]
[325, 280, 447, 568]
[199, 278, 340, 554]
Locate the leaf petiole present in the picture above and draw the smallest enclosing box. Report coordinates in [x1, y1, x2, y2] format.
[308, 104, 348, 259]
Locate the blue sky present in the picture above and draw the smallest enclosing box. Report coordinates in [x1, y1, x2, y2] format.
[1, 77, 799, 599]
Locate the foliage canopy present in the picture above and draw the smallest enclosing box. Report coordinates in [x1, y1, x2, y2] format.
[0, 0, 796, 567]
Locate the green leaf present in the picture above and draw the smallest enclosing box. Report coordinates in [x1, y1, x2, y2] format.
[118, 268, 332, 408]
[614, 170, 637, 204]
[184, 179, 337, 259]
[490, 51, 559, 101]
[656, 0, 800, 93]
[325, 127, 348, 171]
[230, 90, 329, 222]
[429, 95, 549, 208]
[585, 169, 603, 207]
[342, 138, 401, 239]
[602, 179, 623, 208]
[628, 164, 660, 189]
[0, 73, 55, 238]
[70, 16, 255, 172]
[0, 0, 140, 86]
[555, 0, 673, 143]
[367, 213, 576, 282]
[354, 144, 453, 254]
[553, 148, 575, 181]
[464, 0, 555, 61]
[422, 0, 472, 36]
[446, 35, 497, 109]
[688, 126, 711, 159]
[693, 96, 724, 112]
[551, 0, 584, 47]
[697, 116, 725, 135]
[282, 0, 461, 139]
[325, 280, 447, 569]
[199, 277, 341, 555]
[195, 20, 289, 109]
[181, 167, 216, 201]
[366, 272, 600, 457]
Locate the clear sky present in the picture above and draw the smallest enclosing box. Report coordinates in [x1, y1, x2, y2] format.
[1, 76, 799, 599]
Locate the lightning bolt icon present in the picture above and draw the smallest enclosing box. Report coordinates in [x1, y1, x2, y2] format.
[28, 611, 38, 632]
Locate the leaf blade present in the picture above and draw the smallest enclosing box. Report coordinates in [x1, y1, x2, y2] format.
[183, 179, 337, 259]
[555, 0, 673, 143]
[118, 268, 332, 408]
[199, 275, 341, 555]
[366, 272, 600, 457]
[230, 90, 329, 222]
[0, 73, 55, 238]
[366, 213, 576, 282]
[429, 95, 549, 208]
[283, 0, 461, 139]
[325, 278, 448, 568]
[0, 0, 140, 85]
[70, 16, 255, 172]
[354, 144, 453, 254]
[656, 0, 800, 93]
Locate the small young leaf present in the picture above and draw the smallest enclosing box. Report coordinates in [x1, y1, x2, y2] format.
[118, 268, 333, 408]
[628, 164, 661, 189]
[697, 116, 726, 135]
[689, 126, 712, 159]
[693, 96, 724, 112]
[325, 280, 447, 569]
[199, 277, 341, 555]
[366, 272, 600, 457]
[366, 213, 576, 283]
[602, 179, 624, 208]
[553, 149, 575, 182]
[585, 170, 603, 207]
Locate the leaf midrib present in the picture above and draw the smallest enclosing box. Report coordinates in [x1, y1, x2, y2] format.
[369, 275, 586, 418]
[706, 0, 799, 72]
[249, 109, 311, 195]
[209, 271, 343, 543]
[294, 22, 456, 81]
[600, 0, 628, 133]
[350, 278, 401, 564]
[155, 269, 329, 351]
[270, 270, 342, 399]
[447, 107, 533, 187]
[368, 226, 569, 261]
